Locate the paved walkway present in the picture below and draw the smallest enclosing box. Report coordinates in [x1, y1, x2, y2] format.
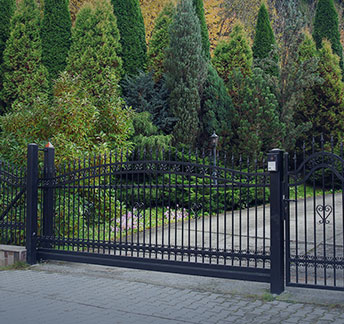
[0, 261, 343, 324]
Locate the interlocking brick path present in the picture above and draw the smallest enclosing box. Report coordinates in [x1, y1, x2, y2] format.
[0, 262, 343, 324]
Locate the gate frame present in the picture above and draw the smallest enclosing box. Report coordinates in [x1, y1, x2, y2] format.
[25, 144, 287, 294]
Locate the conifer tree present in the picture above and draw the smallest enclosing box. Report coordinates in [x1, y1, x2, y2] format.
[199, 64, 233, 150]
[192, 0, 210, 59]
[1, 0, 49, 111]
[212, 23, 252, 84]
[111, 0, 147, 75]
[313, 0, 343, 73]
[252, 3, 278, 75]
[66, 0, 127, 143]
[165, 0, 207, 146]
[0, 0, 14, 67]
[296, 37, 344, 146]
[230, 68, 284, 158]
[147, 2, 175, 82]
[41, 0, 72, 83]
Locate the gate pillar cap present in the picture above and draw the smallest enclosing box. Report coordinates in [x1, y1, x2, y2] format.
[45, 142, 54, 148]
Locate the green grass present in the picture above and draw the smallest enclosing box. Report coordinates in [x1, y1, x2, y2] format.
[0, 261, 29, 271]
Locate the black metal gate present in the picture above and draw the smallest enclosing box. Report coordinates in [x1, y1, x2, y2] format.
[33, 145, 274, 286]
[285, 141, 344, 291]
[0, 160, 26, 246]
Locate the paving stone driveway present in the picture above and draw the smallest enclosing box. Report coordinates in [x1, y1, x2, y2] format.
[0, 262, 343, 324]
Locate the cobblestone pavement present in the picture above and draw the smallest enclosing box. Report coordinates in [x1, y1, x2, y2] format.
[0, 262, 343, 324]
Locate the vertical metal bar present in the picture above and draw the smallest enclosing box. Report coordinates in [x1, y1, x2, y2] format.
[43, 144, 55, 249]
[239, 155, 242, 267]
[303, 142, 307, 284]
[331, 138, 336, 286]
[142, 149, 146, 258]
[284, 153, 291, 286]
[181, 148, 185, 262]
[231, 155, 235, 266]
[268, 149, 285, 295]
[188, 149, 191, 262]
[247, 157, 250, 267]
[168, 147, 171, 261]
[26, 144, 38, 264]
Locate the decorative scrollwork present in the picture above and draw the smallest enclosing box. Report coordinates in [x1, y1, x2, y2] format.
[316, 204, 332, 225]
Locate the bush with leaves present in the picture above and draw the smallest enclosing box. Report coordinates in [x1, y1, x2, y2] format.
[131, 111, 172, 152]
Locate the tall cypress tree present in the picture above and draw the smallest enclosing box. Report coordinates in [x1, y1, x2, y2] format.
[0, 0, 14, 67]
[165, 0, 207, 146]
[313, 0, 343, 73]
[296, 37, 344, 146]
[66, 0, 127, 144]
[1, 0, 49, 111]
[111, 0, 147, 75]
[252, 3, 276, 62]
[192, 0, 210, 59]
[41, 0, 72, 83]
[0, 0, 15, 112]
[147, 2, 175, 82]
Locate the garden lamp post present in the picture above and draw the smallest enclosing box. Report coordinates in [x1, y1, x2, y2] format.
[210, 132, 219, 185]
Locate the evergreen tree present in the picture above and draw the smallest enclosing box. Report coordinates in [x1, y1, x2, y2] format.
[296, 37, 344, 146]
[66, 0, 128, 146]
[121, 71, 174, 133]
[147, 2, 175, 82]
[252, 3, 278, 75]
[230, 68, 284, 158]
[165, 0, 207, 147]
[212, 23, 252, 84]
[111, 0, 147, 75]
[0, 0, 14, 67]
[41, 0, 72, 83]
[313, 0, 343, 73]
[1, 0, 49, 111]
[192, 0, 210, 59]
[199, 64, 234, 150]
[258, 1, 320, 151]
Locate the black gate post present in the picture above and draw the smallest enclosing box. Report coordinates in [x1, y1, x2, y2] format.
[43, 143, 55, 247]
[26, 143, 39, 264]
[268, 149, 285, 294]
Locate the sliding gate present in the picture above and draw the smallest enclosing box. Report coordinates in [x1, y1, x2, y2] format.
[27, 144, 275, 286]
